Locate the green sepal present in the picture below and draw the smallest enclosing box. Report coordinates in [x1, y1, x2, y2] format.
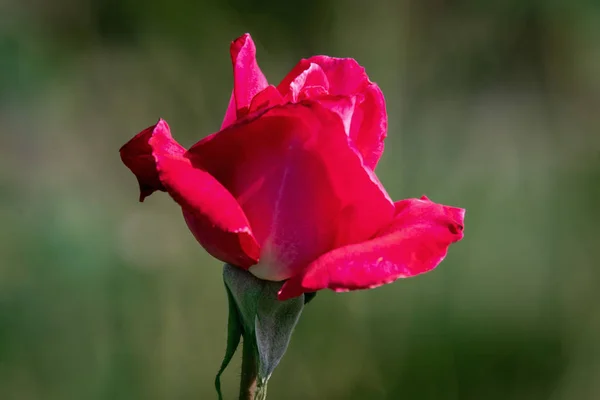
[216, 264, 305, 398]
[214, 284, 243, 400]
[254, 280, 304, 381]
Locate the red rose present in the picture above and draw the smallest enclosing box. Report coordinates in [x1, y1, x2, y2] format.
[120, 33, 464, 300]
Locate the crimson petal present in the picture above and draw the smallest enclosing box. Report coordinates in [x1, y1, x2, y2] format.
[349, 84, 387, 169]
[278, 196, 465, 300]
[120, 119, 260, 268]
[281, 62, 330, 102]
[189, 102, 395, 281]
[247, 85, 284, 115]
[279, 56, 387, 170]
[221, 33, 269, 129]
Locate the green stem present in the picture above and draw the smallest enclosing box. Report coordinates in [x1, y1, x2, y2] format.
[239, 338, 258, 400]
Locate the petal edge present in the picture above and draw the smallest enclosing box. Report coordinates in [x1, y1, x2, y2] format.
[120, 120, 261, 268]
[221, 33, 269, 129]
[279, 197, 464, 300]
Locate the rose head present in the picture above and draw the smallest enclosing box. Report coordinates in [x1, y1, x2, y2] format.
[120, 33, 465, 301]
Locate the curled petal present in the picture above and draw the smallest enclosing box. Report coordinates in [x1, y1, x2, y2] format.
[278, 196, 465, 300]
[119, 125, 167, 201]
[120, 119, 260, 268]
[247, 85, 284, 115]
[309, 56, 387, 169]
[221, 33, 269, 129]
[280, 62, 330, 102]
[349, 84, 387, 169]
[278, 56, 387, 169]
[303, 56, 371, 96]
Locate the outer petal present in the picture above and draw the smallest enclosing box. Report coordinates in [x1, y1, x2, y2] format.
[188, 102, 395, 281]
[278, 56, 387, 169]
[278, 196, 465, 300]
[348, 84, 387, 169]
[119, 119, 260, 267]
[221, 33, 269, 129]
[119, 124, 166, 202]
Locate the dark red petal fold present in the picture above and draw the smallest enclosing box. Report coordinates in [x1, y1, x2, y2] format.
[247, 85, 284, 115]
[189, 102, 395, 281]
[278, 196, 465, 300]
[119, 125, 167, 202]
[120, 119, 260, 268]
[221, 33, 269, 129]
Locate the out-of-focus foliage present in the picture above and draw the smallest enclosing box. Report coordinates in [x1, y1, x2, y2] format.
[1, 0, 599, 399]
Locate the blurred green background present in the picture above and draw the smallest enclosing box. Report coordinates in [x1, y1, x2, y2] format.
[1, 0, 599, 399]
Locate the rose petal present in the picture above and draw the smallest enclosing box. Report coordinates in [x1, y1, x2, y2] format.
[278, 196, 465, 300]
[189, 102, 395, 281]
[280, 56, 387, 169]
[119, 124, 166, 202]
[310, 57, 387, 169]
[304, 56, 371, 96]
[314, 95, 356, 138]
[120, 119, 260, 268]
[279, 62, 330, 102]
[349, 84, 387, 169]
[247, 85, 284, 115]
[221, 33, 269, 129]
[276, 59, 311, 96]
[276, 60, 355, 135]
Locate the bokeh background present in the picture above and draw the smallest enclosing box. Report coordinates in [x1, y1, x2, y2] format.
[2, 0, 599, 399]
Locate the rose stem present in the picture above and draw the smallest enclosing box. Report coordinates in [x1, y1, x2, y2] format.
[239, 338, 258, 400]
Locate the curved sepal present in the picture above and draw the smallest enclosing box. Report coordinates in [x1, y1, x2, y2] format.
[218, 264, 305, 398]
[215, 284, 243, 400]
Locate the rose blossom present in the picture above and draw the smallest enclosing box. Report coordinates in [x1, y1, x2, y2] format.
[120, 33, 464, 300]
